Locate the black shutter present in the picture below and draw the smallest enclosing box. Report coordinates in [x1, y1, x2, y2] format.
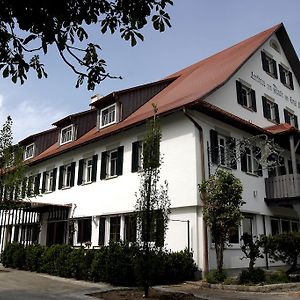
[70, 162, 76, 187]
[254, 147, 262, 176]
[294, 115, 298, 129]
[99, 217, 106, 246]
[116, 146, 124, 176]
[34, 173, 41, 194]
[210, 129, 219, 164]
[289, 71, 294, 90]
[274, 103, 280, 123]
[284, 109, 290, 124]
[77, 159, 84, 185]
[272, 59, 278, 79]
[100, 151, 107, 180]
[236, 81, 243, 105]
[21, 178, 27, 198]
[279, 65, 286, 84]
[131, 141, 140, 173]
[41, 172, 47, 193]
[58, 165, 64, 189]
[227, 137, 237, 169]
[52, 168, 57, 191]
[250, 89, 257, 112]
[241, 151, 247, 172]
[262, 96, 270, 119]
[91, 154, 98, 182]
[288, 160, 293, 174]
[27, 176, 33, 196]
[261, 51, 269, 72]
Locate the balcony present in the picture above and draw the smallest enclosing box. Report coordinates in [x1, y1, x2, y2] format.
[265, 174, 300, 200]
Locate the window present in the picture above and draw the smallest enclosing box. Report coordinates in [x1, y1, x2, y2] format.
[98, 217, 106, 246]
[100, 147, 124, 179]
[210, 130, 237, 169]
[77, 155, 98, 185]
[262, 96, 279, 123]
[110, 216, 121, 242]
[270, 218, 299, 235]
[124, 215, 137, 243]
[241, 147, 262, 176]
[100, 104, 118, 128]
[42, 168, 57, 193]
[270, 39, 280, 53]
[228, 227, 239, 244]
[268, 156, 286, 177]
[27, 173, 41, 196]
[77, 218, 92, 244]
[236, 81, 257, 111]
[24, 143, 35, 160]
[284, 109, 298, 128]
[242, 216, 253, 236]
[261, 51, 278, 78]
[131, 141, 143, 172]
[279, 65, 294, 89]
[60, 125, 74, 145]
[58, 162, 76, 189]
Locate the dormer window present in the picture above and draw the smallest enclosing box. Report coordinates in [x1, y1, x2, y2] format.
[60, 125, 74, 145]
[100, 104, 118, 128]
[24, 143, 35, 160]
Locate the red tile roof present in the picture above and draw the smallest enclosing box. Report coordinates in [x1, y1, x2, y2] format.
[265, 123, 299, 135]
[28, 23, 299, 165]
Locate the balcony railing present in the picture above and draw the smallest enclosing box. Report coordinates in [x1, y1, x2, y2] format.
[265, 174, 300, 199]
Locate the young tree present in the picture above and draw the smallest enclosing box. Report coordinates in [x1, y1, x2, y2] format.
[135, 104, 170, 298]
[199, 170, 244, 274]
[0, 116, 25, 209]
[0, 0, 173, 90]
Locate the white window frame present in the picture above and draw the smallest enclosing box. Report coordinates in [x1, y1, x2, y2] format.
[245, 147, 259, 175]
[60, 125, 74, 145]
[45, 170, 54, 193]
[62, 164, 72, 188]
[240, 84, 253, 109]
[24, 143, 35, 160]
[286, 110, 296, 127]
[100, 104, 118, 128]
[264, 53, 277, 77]
[265, 99, 277, 122]
[281, 66, 292, 88]
[106, 149, 118, 178]
[83, 157, 93, 184]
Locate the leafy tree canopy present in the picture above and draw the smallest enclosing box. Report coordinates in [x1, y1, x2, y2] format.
[0, 0, 173, 90]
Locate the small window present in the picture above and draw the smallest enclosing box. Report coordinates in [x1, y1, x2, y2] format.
[242, 216, 253, 236]
[279, 65, 294, 90]
[132, 141, 143, 172]
[24, 143, 35, 160]
[58, 162, 76, 189]
[270, 39, 280, 53]
[77, 218, 92, 244]
[241, 147, 262, 176]
[281, 220, 290, 233]
[262, 96, 280, 123]
[271, 219, 280, 235]
[261, 52, 278, 78]
[110, 216, 121, 242]
[42, 169, 57, 193]
[78, 155, 98, 185]
[228, 226, 239, 244]
[236, 81, 257, 111]
[60, 125, 74, 145]
[100, 104, 118, 128]
[284, 109, 298, 128]
[100, 147, 124, 179]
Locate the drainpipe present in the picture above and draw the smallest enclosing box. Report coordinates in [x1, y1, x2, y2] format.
[183, 107, 209, 277]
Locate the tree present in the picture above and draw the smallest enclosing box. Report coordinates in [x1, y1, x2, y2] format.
[199, 170, 244, 274]
[0, 116, 25, 209]
[135, 104, 170, 298]
[0, 0, 173, 90]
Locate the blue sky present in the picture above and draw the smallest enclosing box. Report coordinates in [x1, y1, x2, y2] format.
[0, 0, 300, 142]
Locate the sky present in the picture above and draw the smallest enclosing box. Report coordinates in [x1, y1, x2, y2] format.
[0, 0, 300, 142]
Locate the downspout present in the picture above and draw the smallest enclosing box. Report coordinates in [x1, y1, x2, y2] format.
[183, 107, 209, 277]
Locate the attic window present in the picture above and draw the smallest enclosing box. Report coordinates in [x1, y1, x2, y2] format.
[100, 103, 118, 128]
[270, 39, 280, 53]
[60, 124, 75, 145]
[24, 143, 35, 160]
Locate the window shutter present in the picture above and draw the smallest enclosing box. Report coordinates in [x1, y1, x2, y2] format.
[254, 147, 263, 176]
[272, 59, 278, 79]
[288, 160, 293, 174]
[262, 96, 270, 119]
[261, 51, 269, 72]
[279, 65, 286, 84]
[210, 129, 219, 164]
[131, 141, 140, 173]
[41, 172, 47, 193]
[241, 151, 247, 172]
[27, 176, 33, 196]
[58, 166, 64, 189]
[274, 103, 280, 123]
[284, 109, 290, 124]
[294, 115, 298, 129]
[117, 146, 124, 176]
[250, 89, 257, 112]
[0, 184, 3, 201]
[100, 151, 107, 180]
[227, 137, 237, 169]
[91, 154, 98, 182]
[155, 212, 164, 247]
[236, 81, 243, 105]
[52, 168, 57, 191]
[289, 71, 294, 90]
[34, 173, 41, 195]
[98, 217, 106, 246]
[70, 162, 76, 187]
[21, 178, 27, 198]
[77, 159, 84, 185]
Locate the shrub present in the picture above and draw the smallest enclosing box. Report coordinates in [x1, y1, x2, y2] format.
[262, 233, 300, 274]
[206, 270, 227, 284]
[1, 242, 25, 269]
[25, 244, 45, 272]
[266, 270, 289, 284]
[238, 268, 265, 284]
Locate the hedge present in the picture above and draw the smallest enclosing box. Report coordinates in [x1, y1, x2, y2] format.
[1, 242, 197, 286]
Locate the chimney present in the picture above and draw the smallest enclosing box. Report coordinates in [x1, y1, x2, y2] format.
[90, 94, 103, 109]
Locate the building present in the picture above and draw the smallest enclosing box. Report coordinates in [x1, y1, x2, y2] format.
[0, 23, 300, 272]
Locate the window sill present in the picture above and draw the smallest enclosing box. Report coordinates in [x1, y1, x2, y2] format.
[81, 181, 93, 186]
[265, 71, 277, 80]
[265, 118, 279, 125]
[61, 186, 71, 190]
[282, 83, 293, 90]
[246, 171, 259, 177]
[100, 121, 116, 129]
[238, 104, 255, 113]
[44, 190, 53, 194]
[105, 175, 118, 180]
